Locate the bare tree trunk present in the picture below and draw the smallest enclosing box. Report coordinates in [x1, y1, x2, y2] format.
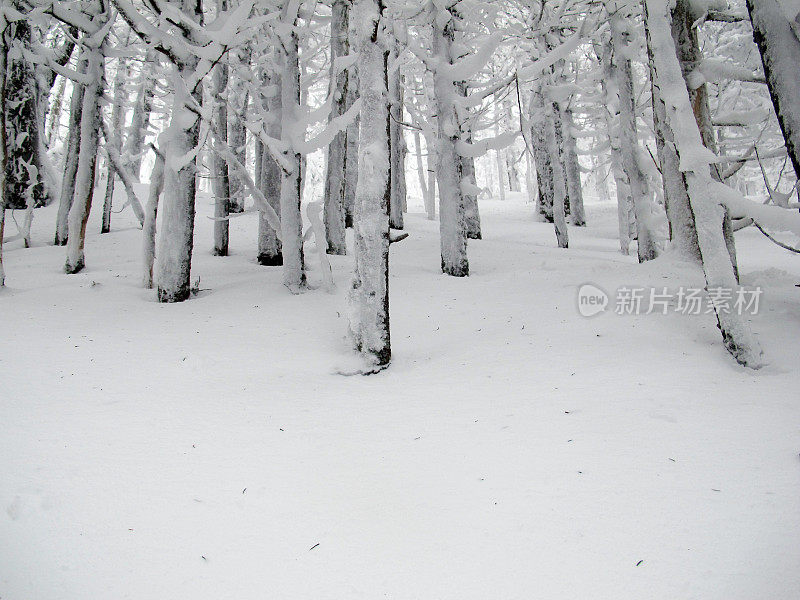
[324, 0, 351, 254]
[348, 0, 391, 370]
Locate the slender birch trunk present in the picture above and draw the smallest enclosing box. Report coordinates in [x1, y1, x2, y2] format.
[101, 46, 130, 234]
[560, 103, 586, 226]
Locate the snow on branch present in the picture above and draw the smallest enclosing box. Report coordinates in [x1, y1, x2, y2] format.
[456, 130, 520, 158]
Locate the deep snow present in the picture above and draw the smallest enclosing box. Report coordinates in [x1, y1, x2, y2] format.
[1, 190, 799, 599]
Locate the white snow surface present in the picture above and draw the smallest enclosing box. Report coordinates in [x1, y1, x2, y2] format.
[1, 191, 800, 599]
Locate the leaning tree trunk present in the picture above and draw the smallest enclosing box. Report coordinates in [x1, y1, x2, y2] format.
[323, 0, 351, 254]
[65, 46, 104, 274]
[645, 0, 763, 368]
[747, 0, 800, 181]
[348, 0, 391, 370]
[610, 10, 658, 262]
[278, 3, 305, 292]
[433, 6, 469, 277]
[671, 0, 738, 277]
[5, 4, 46, 210]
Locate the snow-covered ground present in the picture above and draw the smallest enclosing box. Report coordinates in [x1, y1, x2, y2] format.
[2, 192, 799, 599]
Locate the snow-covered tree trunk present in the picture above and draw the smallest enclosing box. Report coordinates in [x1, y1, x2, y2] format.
[324, 0, 351, 255]
[54, 62, 86, 246]
[644, 7, 700, 261]
[143, 145, 164, 288]
[600, 41, 635, 254]
[124, 49, 156, 180]
[211, 3, 231, 257]
[348, 0, 391, 370]
[155, 66, 202, 302]
[747, 0, 800, 180]
[493, 95, 507, 203]
[530, 83, 553, 222]
[344, 65, 359, 229]
[388, 39, 405, 230]
[278, 3, 305, 292]
[458, 82, 480, 239]
[610, 11, 658, 262]
[65, 45, 104, 273]
[257, 70, 282, 266]
[543, 98, 569, 248]
[101, 49, 129, 235]
[671, 0, 738, 276]
[228, 78, 248, 214]
[4, 4, 46, 210]
[433, 5, 469, 277]
[645, 0, 763, 368]
[46, 75, 67, 147]
[413, 127, 435, 219]
[560, 103, 586, 226]
[0, 32, 6, 286]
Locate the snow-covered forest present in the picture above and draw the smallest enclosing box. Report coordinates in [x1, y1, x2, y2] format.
[1, 0, 799, 597]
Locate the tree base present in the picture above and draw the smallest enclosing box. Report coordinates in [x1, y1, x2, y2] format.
[157, 286, 190, 303]
[441, 262, 469, 277]
[326, 245, 347, 256]
[257, 253, 283, 266]
[212, 247, 228, 257]
[64, 256, 85, 274]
